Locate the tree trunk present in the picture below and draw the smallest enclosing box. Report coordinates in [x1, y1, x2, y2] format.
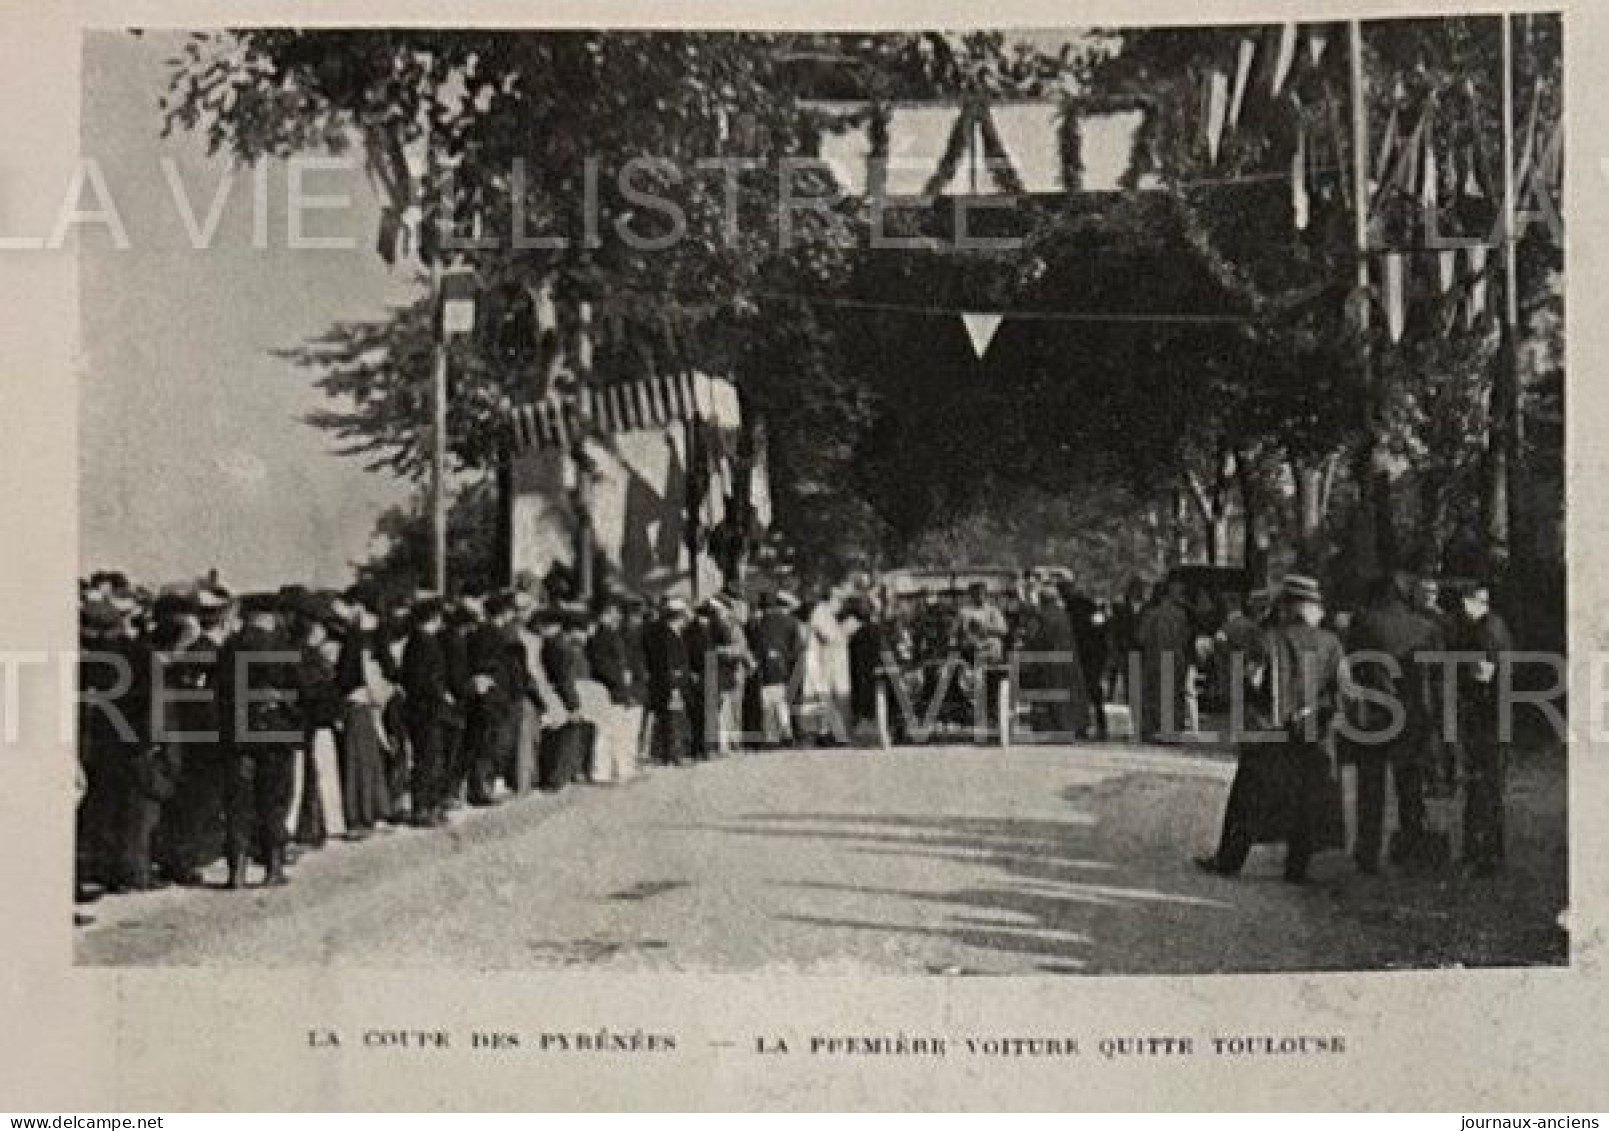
[1292, 460, 1326, 571]
[495, 454, 514, 589]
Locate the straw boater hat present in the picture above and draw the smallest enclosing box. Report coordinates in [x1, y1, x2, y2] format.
[1280, 574, 1324, 605]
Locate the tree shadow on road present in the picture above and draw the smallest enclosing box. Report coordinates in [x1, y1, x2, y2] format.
[680, 775, 1304, 975]
[684, 754, 1567, 974]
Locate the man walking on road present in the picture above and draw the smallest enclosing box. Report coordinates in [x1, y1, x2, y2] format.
[1196, 575, 1345, 884]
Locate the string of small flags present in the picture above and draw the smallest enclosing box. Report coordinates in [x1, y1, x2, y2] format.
[508, 371, 744, 453]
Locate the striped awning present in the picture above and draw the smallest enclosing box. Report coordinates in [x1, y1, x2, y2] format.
[509, 371, 744, 453]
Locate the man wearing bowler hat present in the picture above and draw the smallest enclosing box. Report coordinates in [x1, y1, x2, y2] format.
[1196, 574, 1346, 884]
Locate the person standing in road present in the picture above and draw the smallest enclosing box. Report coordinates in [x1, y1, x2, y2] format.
[219, 593, 301, 888]
[399, 597, 454, 828]
[1450, 583, 1516, 877]
[751, 591, 804, 748]
[1135, 579, 1192, 742]
[462, 593, 523, 806]
[1344, 571, 1442, 874]
[587, 599, 639, 783]
[1196, 575, 1346, 884]
[643, 598, 694, 766]
[1062, 582, 1109, 740]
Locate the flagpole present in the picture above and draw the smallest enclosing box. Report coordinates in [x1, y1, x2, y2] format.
[1499, 10, 1523, 583]
[1349, 20, 1371, 337]
[430, 255, 449, 596]
[1348, 18, 1390, 576]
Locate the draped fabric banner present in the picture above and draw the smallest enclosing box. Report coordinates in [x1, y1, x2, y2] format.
[961, 312, 1003, 358]
[1467, 244, 1490, 329]
[508, 372, 743, 454]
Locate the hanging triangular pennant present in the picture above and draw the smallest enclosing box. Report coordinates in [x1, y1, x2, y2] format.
[1327, 93, 1353, 210]
[749, 419, 773, 531]
[961, 312, 1003, 358]
[1371, 95, 1401, 205]
[1467, 244, 1489, 329]
[1541, 116, 1563, 195]
[1516, 83, 1543, 196]
[1382, 253, 1407, 343]
[1228, 38, 1257, 133]
[1269, 24, 1298, 97]
[1202, 67, 1229, 164]
[1291, 127, 1310, 232]
[1306, 27, 1329, 66]
[1437, 248, 1457, 294]
[1421, 111, 1439, 210]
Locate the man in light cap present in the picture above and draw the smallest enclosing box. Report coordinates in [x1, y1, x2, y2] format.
[751, 591, 805, 747]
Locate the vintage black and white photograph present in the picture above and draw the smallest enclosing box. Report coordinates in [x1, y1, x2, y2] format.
[74, 14, 1567, 975]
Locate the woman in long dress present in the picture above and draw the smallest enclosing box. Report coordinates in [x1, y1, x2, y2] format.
[804, 589, 851, 744]
[291, 613, 346, 849]
[336, 607, 393, 837]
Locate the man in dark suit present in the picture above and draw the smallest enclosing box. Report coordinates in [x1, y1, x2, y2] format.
[79, 599, 163, 892]
[157, 588, 232, 885]
[1197, 575, 1345, 884]
[643, 598, 694, 766]
[1019, 587, 1088, 742]
[1061, 583, 1110, 740]
[460, 592, 523, 806]
[1451, 583, 1517, 877]
[440, 599, 478, 808]
[751, 592, 804, 747]
[219, 593, 301, 888]
[400, 597, 454, 827]
[1345, 571, 1442, 875]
